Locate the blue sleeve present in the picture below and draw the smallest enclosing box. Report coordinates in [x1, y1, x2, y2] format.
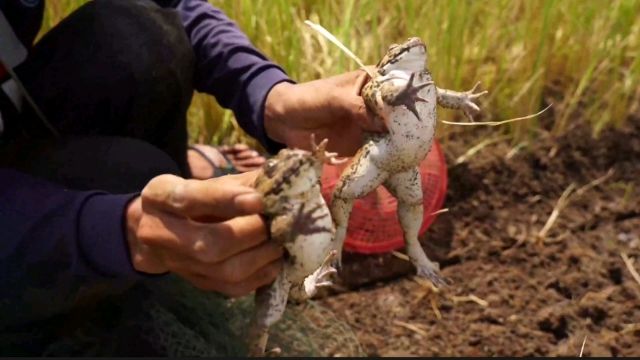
[0, 169, 148, 327]
[174, 0, 293, 154]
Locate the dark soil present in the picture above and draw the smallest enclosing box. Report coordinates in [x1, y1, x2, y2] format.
[317, 116, 640, 357]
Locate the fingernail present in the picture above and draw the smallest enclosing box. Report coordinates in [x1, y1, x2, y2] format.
[234, 192, 263, 211]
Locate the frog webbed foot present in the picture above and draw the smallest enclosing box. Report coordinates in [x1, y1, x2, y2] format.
[414, 259, 452, 288]
[459, 81, 488, 122]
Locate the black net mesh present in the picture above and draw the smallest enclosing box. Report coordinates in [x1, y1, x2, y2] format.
[8, 275, 363, 357]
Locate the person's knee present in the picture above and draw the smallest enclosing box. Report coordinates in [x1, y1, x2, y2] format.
[29, 0, 195, 98]
[15, 0, 196, 136]
[3, 136, 184, 194]
[84, 136, 185, 193]
[86, 0, 196, 89]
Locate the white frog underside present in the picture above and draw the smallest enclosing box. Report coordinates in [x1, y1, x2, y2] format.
[330, 47, 448, 289]
[249, 160, 337, 356]
[369, 71, 437, 172]
[284, 205, 334, 283]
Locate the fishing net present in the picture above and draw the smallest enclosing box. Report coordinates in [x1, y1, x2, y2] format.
[8, 275, 363, 357]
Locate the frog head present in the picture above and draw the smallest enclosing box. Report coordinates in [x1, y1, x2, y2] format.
[255, 135, 342, 211]
[256, 148, 318, 204]
[376, 37, 428, 76]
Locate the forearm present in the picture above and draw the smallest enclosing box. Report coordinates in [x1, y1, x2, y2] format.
[172, 0, 293, 154]
[0, 169, 149, 327]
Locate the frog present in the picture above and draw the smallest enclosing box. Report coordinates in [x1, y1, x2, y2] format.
[247, 134, 344, 357]
[330, 37, 487, 287]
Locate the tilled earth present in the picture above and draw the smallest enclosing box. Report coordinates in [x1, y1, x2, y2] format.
[317, 116, 640, 356]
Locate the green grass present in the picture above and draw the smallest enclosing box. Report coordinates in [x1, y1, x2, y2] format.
[42, 0, 640, 150]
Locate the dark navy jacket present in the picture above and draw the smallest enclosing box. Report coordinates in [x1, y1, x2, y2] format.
[0, 0, 292, 327]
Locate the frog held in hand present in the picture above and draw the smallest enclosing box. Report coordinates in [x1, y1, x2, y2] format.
[329, 37, 487, 288]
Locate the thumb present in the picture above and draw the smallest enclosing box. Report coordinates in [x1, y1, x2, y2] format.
[141, 174, 263, 222]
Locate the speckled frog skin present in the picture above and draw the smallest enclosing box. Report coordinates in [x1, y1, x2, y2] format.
[247, 135, 340, 357]
[330, 37, 487, 287]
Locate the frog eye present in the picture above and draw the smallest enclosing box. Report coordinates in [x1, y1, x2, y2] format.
[264, 159, 278, 176]
[266, 159, 277, 169]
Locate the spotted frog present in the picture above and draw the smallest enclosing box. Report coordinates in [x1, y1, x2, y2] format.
[330, 37, 487, 287]
[247, 135, 342, 356]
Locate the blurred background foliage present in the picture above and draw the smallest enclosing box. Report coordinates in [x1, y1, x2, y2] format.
[42, 0, 640, 152]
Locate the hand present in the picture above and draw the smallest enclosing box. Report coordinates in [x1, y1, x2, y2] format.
[264, 68, 385, 157]
[125, 171, 284, 298]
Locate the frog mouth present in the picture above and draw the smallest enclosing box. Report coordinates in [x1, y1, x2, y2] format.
[404, 37, 426, 50]
[380, 38, 427, 74]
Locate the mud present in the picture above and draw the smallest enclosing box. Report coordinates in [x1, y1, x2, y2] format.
[318, 116, 640, 356]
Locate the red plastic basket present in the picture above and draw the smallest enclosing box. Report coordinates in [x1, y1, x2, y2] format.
[320, 140, 448, 254]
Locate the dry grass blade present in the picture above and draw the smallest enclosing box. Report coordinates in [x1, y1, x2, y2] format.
[391, 251, 410, 262]
[574, 168, 615, 197]
[430, 208, 450, 216]
[413, 276, 441, 294]
[393, 320, 429, 337]
[455, 135, 510, 164]
[505, 141, 529, 160]
[442, 104, 552, 126]
[429, 297, 442, 320]
[537, 182, 577, 241]
[468, 294, 489, 307]
[579, 335, 587, 357]
[537, 169, 615, 242]
[411, 276, 443, 319]
[621, 253, 640, 290]
[303, 20, 374, 78]
[411, 288, 431, 307]
[448, 294, 489, 307]
[621, 323, 640, 334]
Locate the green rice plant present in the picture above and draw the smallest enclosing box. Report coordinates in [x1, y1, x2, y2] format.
[42, 0, 640, 150]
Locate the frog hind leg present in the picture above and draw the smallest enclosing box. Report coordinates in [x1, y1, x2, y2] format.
[384, 167, 449, 287]
[330, 145, 388, 268]
[247, 273, 292, 357]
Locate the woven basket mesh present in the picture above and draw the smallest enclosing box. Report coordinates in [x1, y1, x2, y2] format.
[321, 140, 448, 254]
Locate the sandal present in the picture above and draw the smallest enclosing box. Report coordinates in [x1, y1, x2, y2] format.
[188, 145, 237, 178]
[187, 144, 266, 179]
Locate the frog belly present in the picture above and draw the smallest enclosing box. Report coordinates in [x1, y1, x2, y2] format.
[284, 215, 334, 284]
[370, 120, 436, 171]
[375, 78, 437, 169]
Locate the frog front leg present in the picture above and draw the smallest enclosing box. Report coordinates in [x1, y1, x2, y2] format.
[289, 250, 338, 302]
[436, 82, 488, 122]
[383, 168, 449, 287]
[247, 273, 292, 357]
